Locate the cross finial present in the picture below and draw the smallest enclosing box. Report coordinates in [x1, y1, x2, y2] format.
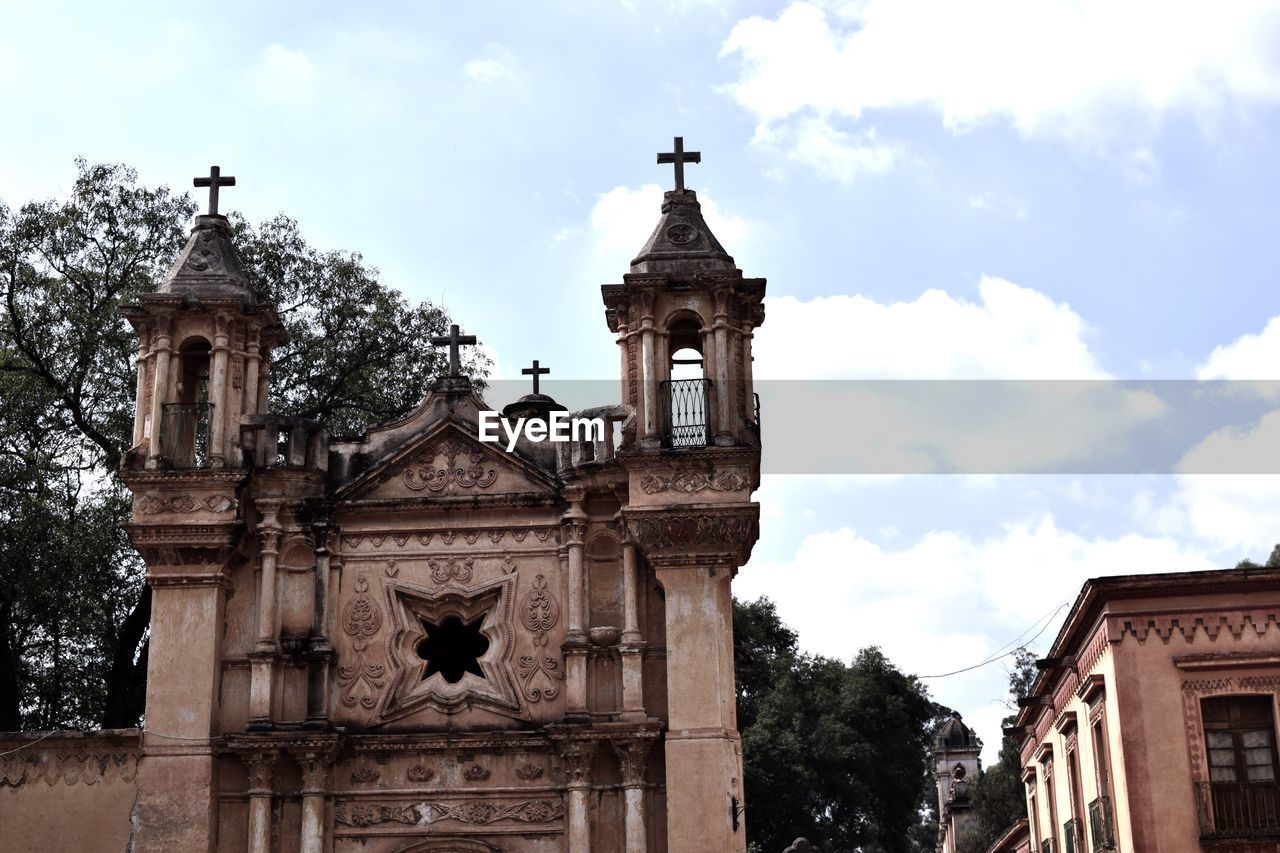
[193, 165, 236, 216]
[522, 359, 551, 395]
[656, 136, 701, 192]
[429, 324, 478, 378]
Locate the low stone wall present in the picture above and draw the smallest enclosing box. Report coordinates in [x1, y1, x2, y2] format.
[0, 728, 140, 853]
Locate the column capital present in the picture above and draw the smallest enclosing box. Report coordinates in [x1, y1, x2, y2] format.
[612, 737, 655, 788]
[623, 505, 759, 568]
[230, 747, 281, 796]
[549, 736, 594, 790]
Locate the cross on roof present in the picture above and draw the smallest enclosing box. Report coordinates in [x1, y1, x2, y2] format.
[522, 359, 551, 395]
[656, 136, 701, 192]
[193, 165, 236, 216]
[429, 324, 478, 378]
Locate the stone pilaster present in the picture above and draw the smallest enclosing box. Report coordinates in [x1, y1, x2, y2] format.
[614, 736, 656, 853]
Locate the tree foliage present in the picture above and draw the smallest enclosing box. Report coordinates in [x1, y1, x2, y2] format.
[734, 597, 941, 853]
[955, 647, 1039, 853]
[0, 160, 483, 730]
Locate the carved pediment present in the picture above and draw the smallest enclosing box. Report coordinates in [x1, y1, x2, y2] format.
[336, 421, 560, 503]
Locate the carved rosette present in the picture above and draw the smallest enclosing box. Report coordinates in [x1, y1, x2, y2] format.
[335, 798, 565, 828]
[639, 470, 750, 495]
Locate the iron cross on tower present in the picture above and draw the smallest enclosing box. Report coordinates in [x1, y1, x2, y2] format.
[522, 359, 550, 395]
[657, 136, 701, 192]
[430, 324, 478, 378]
[193, 165, 236, 216]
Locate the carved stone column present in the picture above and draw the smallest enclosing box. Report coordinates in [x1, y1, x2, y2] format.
[145, 314, 172, 468]
[243, 749, 279, 853]
[638, 292, 659, 447]
[563, 494, 589, 721]
[208, 311, 231, 467]
[291, 743, 337, 853]
[614, 737, 655, 853]
[556, 739, 594, 853]
[626, 506, 758, 853]
[250, 504, 282, 729]
[132, 324, 151, 448]
[712, 288, 733, 445]
[307, 522, 334, 726]
[620, 538, 647, 721]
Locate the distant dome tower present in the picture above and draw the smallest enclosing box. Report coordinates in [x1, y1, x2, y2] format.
[933, 715, 984, 853]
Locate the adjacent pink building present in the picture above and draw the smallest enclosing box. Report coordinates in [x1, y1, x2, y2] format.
[1011, 567, 1280, 853]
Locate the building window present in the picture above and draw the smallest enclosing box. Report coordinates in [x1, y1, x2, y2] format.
[1196, 695, 1280, 838]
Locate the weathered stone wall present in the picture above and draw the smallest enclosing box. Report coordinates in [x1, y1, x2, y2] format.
[0, 730, 140, 853]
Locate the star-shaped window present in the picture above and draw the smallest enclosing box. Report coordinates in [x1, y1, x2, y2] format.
[416, 615, 490, 684]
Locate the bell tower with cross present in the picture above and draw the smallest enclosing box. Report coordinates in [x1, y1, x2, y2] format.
[119, 166, 289, 851]
[604, 137, 767, 851]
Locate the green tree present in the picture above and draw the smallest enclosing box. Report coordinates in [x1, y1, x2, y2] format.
[734, 597, 940, 853]
[955, 647, 1039, 853]
[1234, 543, 1280, 570]
[0, 160, 485, 730]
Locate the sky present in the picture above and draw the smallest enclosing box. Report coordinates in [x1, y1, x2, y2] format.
[5, 0, 1280, 762]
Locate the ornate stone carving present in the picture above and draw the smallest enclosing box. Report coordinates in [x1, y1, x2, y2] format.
[403, 439, 498, 492]
[515, 574, 564, 703]
[463, 763, 490, 782]
[0, 745, 140, 787]
[350, 767, 381, 784]
[429, 557, 474, 584]
[613, 739, 652, 786]
[628, 513, 757, 550]
[338, 575, 386, 711]
[138, 492, 235, 514]
[335, 798, 563, 827]
[407, 765, 436, 783]
[639, 471, 749, 494]
[381, 574, 522, 719]
[520, 575, 559, 641]
[515, 762, 544, 780]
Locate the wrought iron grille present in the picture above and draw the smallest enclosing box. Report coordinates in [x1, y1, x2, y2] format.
[1063, 818, 1083, 853]
[1088, 796, 1116, 851]
[660, 378, 712, 448]
[1196, 781, 1280, 838]
[160, 402, 212, 468]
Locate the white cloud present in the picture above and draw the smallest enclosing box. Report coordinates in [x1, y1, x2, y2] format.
[1199, 316, 1280, 380]
[755, 277, 1106, 379]
[463, 45, 526, 85]
[246, 43, 315, 102]
[756, 115, 902, 183]
[737, 511, 1216, 757]
[587, 183, 748, 271]
[719, 0, 1280, 169]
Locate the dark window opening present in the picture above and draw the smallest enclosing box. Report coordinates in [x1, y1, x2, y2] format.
[1197, 695, 1280, 838]
[416, 616, 489, 684]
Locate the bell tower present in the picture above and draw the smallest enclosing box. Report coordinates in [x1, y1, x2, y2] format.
[120, 167, 284, 851]
[604, 138, 766, 851]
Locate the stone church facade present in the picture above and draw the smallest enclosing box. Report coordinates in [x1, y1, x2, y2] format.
[0, 145, 767, 852]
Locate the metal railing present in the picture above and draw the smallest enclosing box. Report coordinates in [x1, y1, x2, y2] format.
[660, 378, 712, 448]
[1088, 796, 1116, 851]
[159, 402, 212, 468]
[1063, 818, 1083, 853]
[1196, 781, 1280, 839]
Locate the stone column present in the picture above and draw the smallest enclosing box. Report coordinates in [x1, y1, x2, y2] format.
[701, 326, 719, 446]
[614, 737, 654, 853]
[146, 315, 172, 467]
[638, 293, 659, 447]
[244, 749, 279, 853]
[208, 312, 231, 467]
[132, 325, 152, 448]
[292, 746, 335, 853]
[249, 505, 282, 728]
[655, 562, 746, 853]
[307, 522, 334, 726]
[620, 538, 647, 721]
[558, 740, 594, 853]
[563, 496, 589, 720]
[711, 291, 732, 445]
